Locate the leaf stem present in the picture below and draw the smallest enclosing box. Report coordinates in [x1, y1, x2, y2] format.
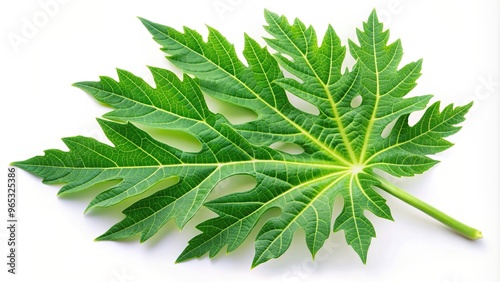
[374, 175, 483, 240]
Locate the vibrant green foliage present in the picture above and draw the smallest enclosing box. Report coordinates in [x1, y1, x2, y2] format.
[14, 10, 473, 267]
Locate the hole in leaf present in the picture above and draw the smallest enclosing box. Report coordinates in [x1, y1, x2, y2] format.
[203, 94, 258, 124]
[139, 176, 180, 199]
[207, 174, 257, 201]
[269, 141, 305, 155]
[85, 176, 180, 216]
[408, 109, 425, 126]
[116, 176, 180, 209]
[280, 53, 295, 62]
[286, 92, 320, 116]
[261, 206, 282, 219]
[331, 194, 345, 224]
[282, 69, 304, 84]
[381, 119, 398, 139]
[350, 95, 362, 108]
[136, 125, 202, 153]
[59, 179, 123, 202]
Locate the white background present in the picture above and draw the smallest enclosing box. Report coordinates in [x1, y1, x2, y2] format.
[1, 0, 499, 281]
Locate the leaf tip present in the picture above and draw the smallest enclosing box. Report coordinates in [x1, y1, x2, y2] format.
[56, 188, 67, 197]
[95, 117, 108, 127]
[361, 256, 368, 264]
[94, 232, 108, 241]
[175, 253, 189, 264]
[263, 8, 277, 18]
[138, 17, 164, 36]
[462, 101, 474, 113]
[83, 204, 94, 214]
[251, 253, 270, 269]
[137, 16, 152, 26]
[139, 234, 150, 244]
[11, 159, 35, 173]
[369, 8, 380, 23]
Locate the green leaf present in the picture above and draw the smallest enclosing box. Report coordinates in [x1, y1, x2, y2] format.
[13, 9, 481, 267]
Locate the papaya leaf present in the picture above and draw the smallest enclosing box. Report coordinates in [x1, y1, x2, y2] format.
[13, 9, 481, 267]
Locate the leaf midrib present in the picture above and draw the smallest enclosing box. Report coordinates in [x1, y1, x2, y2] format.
[83, 80, 253, 160]
[179, 171, 348, 261]
[253, 172, 349, 265]
[267, 15, 358, 164]
[359, 15, 381, 165]
[364, 105, 466, 165]
[145, 21, 352, 167]
[19, 158, 345, 171]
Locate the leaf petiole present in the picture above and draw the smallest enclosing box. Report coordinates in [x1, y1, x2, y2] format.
[374, 175, 483, 240]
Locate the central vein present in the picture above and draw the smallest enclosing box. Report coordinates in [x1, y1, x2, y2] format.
[359, 16, 381, 164]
